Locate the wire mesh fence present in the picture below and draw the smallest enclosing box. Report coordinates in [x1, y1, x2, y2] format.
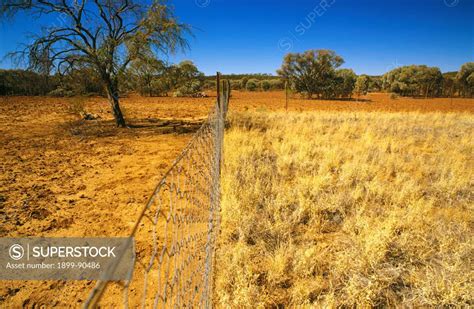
[84, 77, 231, 308]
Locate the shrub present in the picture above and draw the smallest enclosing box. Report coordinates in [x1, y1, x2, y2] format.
[230, 80, 241, 90]
[203, 80, 216, 90]
[261, 80, 271, 91]
[150, 79, 171, 96]
[269, 79, 284, 90]
[240, 77, 249, 89]
[173, 80, 203, 97]
[390, 92, 399, 100]
[246, 79, 259, 91]
[48, 88, 75, 97]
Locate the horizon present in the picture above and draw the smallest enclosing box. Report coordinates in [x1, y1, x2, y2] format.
[0, 0, 473, 76]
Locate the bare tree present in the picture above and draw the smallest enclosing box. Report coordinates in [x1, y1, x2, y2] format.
[1, 0, 189, 127]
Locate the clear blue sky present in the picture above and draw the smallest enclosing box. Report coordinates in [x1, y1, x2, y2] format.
[0, 0, 472, 75]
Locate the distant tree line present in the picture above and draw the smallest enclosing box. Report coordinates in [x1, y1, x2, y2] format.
[128, 59, 205, 97]
[382, 63, 474, 98]
[278, 49, 473, 99]
[1, 51, 472, 99]
[0, 69, 57, 96]
[0, 60, 205, 98]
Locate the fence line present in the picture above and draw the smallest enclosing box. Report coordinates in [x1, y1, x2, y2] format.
[84, 74, 231, 308]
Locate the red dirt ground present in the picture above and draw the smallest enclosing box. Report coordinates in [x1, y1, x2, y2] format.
[0, 91, 472, 306]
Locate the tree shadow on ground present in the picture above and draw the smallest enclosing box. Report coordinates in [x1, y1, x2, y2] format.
[62, 117, 204, 139]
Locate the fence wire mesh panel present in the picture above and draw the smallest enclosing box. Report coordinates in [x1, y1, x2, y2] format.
[84, 78, 230, 308]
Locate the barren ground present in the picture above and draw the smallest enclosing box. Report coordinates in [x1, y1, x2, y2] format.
[0, 91, 473, 306]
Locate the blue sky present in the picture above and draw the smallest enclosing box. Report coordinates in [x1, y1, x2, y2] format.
[0, 0, 472, 75]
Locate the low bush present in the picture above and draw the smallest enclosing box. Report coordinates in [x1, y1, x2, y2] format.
[173, 80, 204, 97]
[390, 92, 400, 100]
[48, 88, 75, 97]
[246, 79, 259, 91]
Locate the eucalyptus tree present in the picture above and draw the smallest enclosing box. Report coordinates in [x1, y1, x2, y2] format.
[335, 68, 357, 98]
[456, 62, 474, 97]
[129, 56, 167, 97]
[354, 75, 370, 99]
[1, 0, 189, 127]
[277, 49, 344, 99]
[382, 65, 443, 97]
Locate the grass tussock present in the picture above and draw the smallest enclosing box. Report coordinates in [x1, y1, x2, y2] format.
[215, 111, 473, 307]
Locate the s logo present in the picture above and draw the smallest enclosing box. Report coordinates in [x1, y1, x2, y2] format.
[9, 244, 24, 260]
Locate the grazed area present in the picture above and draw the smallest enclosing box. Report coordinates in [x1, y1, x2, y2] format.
[0, 95, 212, 306]
[0, 92, 472, 306]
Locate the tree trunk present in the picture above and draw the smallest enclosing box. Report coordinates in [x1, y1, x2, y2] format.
[105, 79, 126, 128]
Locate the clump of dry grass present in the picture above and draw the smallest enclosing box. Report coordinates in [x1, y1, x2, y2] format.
[215, 111, 473, 307]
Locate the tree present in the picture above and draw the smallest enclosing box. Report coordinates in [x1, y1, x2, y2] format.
[441, 74, 457, 98]
[1, 0, 189, 127]
[130, 56, 167, 97]
[277, 49, 344, 99]
[382, 65, 443, 97]
[354, 75, 370, 99]
[171, 61, 204, 97]
[466, 73, 474, 94]
[0, 69, 58, 95]
[176, 61, 204, 86]
[335, 69, 357, 98]
[456, 62, 474, 98]
[368, 76, 382, 92]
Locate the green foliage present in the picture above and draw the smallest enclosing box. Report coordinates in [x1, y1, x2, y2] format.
[129, 57, 168, 96]
[267, 79, 284, 90]
[171, 61, 204, 97]
[368, 76, 382, 92]
[174, 80, 203, 97]
[277, 49, 348, 99]
[0, 69, 58, 95]
[66, 67, 105, 96]
[246, 79, 259, 91]
[204, 80, 217, 90]
[261, 80, 271, 91]
[354, 75, 370, 97]
[48, 88, 74, 97]
[456, 62, 474, 97]
[150, 79, 172, 96]
[203, 73, 277, 81]
[230, 80, 241, 90]
[334, 69, 357, 98]
[382, 65, 443, 97]
[0, 59, 206, 98]
[129, 59, 205, 97]
[441, 75, 456, 97]
[240, 77, 249, 89]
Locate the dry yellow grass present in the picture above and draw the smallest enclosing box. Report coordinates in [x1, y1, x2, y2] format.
[215, 111, 473, 307]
